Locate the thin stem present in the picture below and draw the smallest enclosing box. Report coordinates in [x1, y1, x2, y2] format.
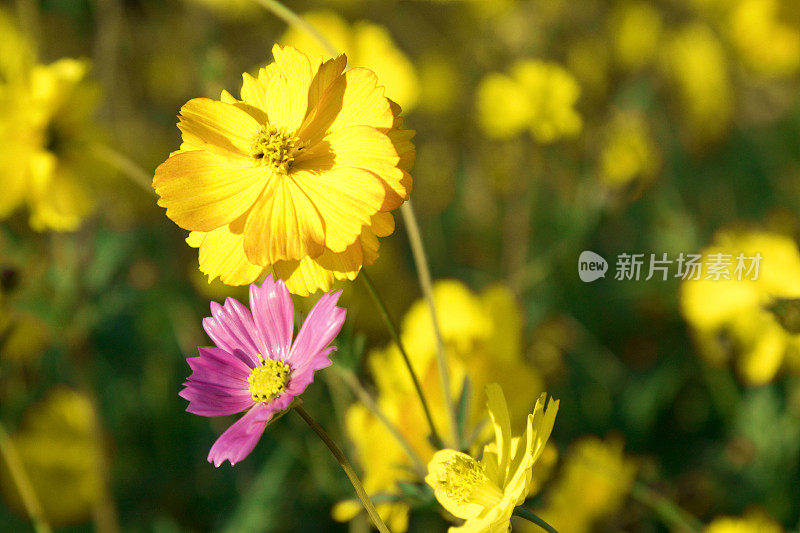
[400, 200, 458, 447]
[335, 368, 427, 477]
[90, 144, 154, 196]
[252, 0, 340, 58]
[0, 422, 51, 533]
[513, 507, 559, 533]
[630, 481, 703, 533]
[360, 270, 444, 449]
[293, 404, 390, 533]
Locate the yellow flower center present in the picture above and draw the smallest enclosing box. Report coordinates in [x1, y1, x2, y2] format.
[247, 356, 291, 402]
[435, 455, 504, 508]
[250, 124, 303, 173]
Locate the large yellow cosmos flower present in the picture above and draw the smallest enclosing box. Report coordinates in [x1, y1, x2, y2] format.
[154, 45, 414, 295]
[425, 384, 559, 533]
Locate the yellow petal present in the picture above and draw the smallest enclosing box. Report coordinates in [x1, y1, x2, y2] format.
[177, 98, 261, 158]
[266, 45, 313, 132]
[273, 256, 336, 296]
[154, 150, 267, 232]
[486, 383, 513, 482]
[188, 227, 265, 286]
[291, 167, 386, 253]
[371, 212, 395, 237]
[240, 72, 267, 110]
[242, 177, 325, 264]
[299, 67, 394, 145]
[306, 54, 347, 112]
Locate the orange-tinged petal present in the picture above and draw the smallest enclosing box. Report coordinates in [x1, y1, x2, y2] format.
[265, 45, 313, 132]
[177, 98, 260, 157]
[299, 67, 394, 145]
[360, 228, 381, 265]
[370, 212, 395, 237]
[305, 54, 347, 118]
[154, 150, 267, 232]
[188, 227, 265, 285]
[243, 177, 325, 264]
[291, 167, 386, 253]
[273, 256, 336, 296]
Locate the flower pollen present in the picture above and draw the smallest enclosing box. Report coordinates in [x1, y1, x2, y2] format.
[436, 455, 503, 508]
[247, 356, 291, 402]
[250, 124, 303, 173]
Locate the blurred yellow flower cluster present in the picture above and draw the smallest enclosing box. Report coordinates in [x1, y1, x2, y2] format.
[681, 229, 800, 385]
[0, 387, 104, 526]
[727, 0, 800, 77]
[476, 60, 582, 143]
[598, 110, 659, 193]
[281, 10, 419, 112]
[0, 14, 104, 232]
[705, 511, 784, 533]
[530, 436, 637, 533]
[608, 2, 663, 71]
[335, 280, 545, 531]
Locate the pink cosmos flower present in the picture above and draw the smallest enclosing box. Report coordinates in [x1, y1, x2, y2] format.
[180, 274, 345, 466]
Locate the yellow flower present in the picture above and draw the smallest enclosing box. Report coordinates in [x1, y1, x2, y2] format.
[337, 281, 545, 531]
[608, 2, 663, 71]
[681, 229, 800, 385]
[0, 387, 104, 526]
[476, 60, 582, 143]
[705, 511, 784, 533]
[281, 11, 419, 111]
[425, 384, 558, 533]
[727, 0, 800, 77]
[0, 57, 103, 231]
[598, 111, 659, 191]
[154, 45, 414, 295]
[660, 23, 733, 146]
[531, 436, 637, 533]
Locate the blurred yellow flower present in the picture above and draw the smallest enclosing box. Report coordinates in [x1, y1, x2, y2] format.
[681, 229, 800, 385]
[281, 11, 419, 111]
[155, 45, 414, 295]
[0, 57, 104, 231]
[531, 436, 637, 533]
[0, 387, 104, 526]
[728, 0, 800, 77]
[705, 511, 784, 533]
[660, 23, 733, 146]
[608, 2, 663, 71]
[336, 281, 545, 531]
[598, 111, 659, 191]
[476, 60, 582, 143]
[425, 384, 558, 533]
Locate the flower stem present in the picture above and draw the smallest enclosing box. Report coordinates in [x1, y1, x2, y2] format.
[252, 0, 340, 58]
[90, 143, 154, 196]
[293, 404, 390, 533]
[400, 200, 458, 447]
[335, 367, 427, 477]
[513, 507, 559, 533]
[0, 422, 51, 533]
[360, 270, 444, 449]
[630, 481, 703, 533]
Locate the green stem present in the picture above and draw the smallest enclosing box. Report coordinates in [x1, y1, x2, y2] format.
[0, 422, 51, 533]
[252, 0, 340, 58]
[513, 507, 559, 533]
[400, 200, 458, 448]
[360, 270, 444, 449]
[335, 368, 427, 477]
[630, 481, 703, 533]
[90, 144, 154, 196]
[293, 404, 390, 533]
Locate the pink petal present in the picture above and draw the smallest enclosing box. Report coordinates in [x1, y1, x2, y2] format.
[286, 346, 335, 395]
[287, 290, 345, 370]
[188, 347, 252, 388]
[249, 274, 294, 361]
[202, 298, 262, 365]
[180, 383, 254, 417]
[207, 403, 277, 466]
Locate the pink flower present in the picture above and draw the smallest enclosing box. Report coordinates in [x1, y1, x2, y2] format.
[180, 274, 345, 466]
